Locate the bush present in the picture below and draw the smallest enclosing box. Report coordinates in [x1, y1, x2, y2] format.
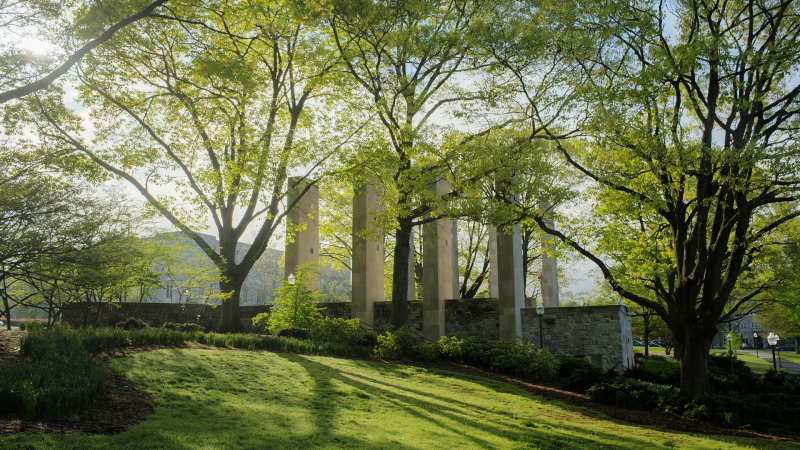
[416, 342, 440, 361]
[251, 312, 270, 334]
[557, 353, 614, 393]
[437, 334, 486, 365]
[586, 378, 680, 410]
[162, 322, 205, 333]
[375, 326, 431, 359]
[277, 327, 311, 341]
[18, 321, 46, 332]
[268, 264, 323, 333]
[486, 341, 530, 374]
[115, 318, 149, 330]
[527, 349, 558, 382]
[0, 324, 106, 420]
[308, 317, 366, 346]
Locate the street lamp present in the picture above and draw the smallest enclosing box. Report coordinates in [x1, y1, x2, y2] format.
[754, 332, 759, 358]
[726, 333, 734, 377]
[767, 332, 778, 372]
[536, 303, 545, 350]
[287, 274, 296, 285]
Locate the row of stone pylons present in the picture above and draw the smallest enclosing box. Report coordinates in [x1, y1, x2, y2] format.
[283, 176, 560, 341]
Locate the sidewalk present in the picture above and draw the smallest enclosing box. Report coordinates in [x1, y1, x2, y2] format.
[740, 350, 800, 374]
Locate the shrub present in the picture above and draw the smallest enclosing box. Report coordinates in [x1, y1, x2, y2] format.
[277, 327, 311, 341]
[375, 326, 431, 359]
[437, 334, 486, 365]
[557, 353, 614, 393]
[115, 318, 149, 330]
[486, 341, 530, 374]
[416, 342, 439, 361]
[527, 349, 558, 382]
[251, 312, 270, 334]
[162, 322, 205, 333]
[0, 324, 106, 420]
[268, 264, 323, 333]
[18, 321, 46, 332]
[308, 317, 365, 346]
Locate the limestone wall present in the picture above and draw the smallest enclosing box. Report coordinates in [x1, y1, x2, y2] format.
[444, 298, 500, 343]
[521, 305, 633, 372]
[60, 301, 633, 372]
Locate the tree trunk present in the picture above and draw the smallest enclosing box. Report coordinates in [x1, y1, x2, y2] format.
[795, 337, 799, 355]
[391, 223, 413, 328]
[643, 315, 650, 357]
[677, 333, 713, 399]
[217, 279, 245, 333]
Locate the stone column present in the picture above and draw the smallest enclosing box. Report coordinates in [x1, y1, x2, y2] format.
[285, 177, 319, 290]
[539, 202, 559, 308]
[488, 227, 499, 298]
[408, 233, 417, 301]
[451, 220, 460, 299]
[422, 178, 453, 341]
[496, 225, 525, 341]
[352, 179, 383, 326]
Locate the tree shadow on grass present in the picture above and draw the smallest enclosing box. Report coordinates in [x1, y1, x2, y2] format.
[279, 353, 671, 450]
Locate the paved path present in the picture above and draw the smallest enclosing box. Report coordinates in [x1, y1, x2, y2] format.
[740, 350, 800, 374]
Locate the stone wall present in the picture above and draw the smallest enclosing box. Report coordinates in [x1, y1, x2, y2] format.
[521, 305, 633, 372]
[59, 301, 633, 371]
[374, 301, 423, 332]
[445, 298, 500, 343]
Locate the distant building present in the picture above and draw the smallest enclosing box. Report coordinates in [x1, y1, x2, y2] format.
[144, 231, 349, 306]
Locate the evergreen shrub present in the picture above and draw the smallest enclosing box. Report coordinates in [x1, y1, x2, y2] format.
[115, 318, 149, 330]
[161, 322, 205, 333]
[308, 317, 365, 346]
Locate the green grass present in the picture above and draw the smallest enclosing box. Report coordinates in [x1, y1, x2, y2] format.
[773, 350, 800, 366]
[1, 348, 795, 449]
[709, 350, 794, 374]
[633, 346, 794, 374]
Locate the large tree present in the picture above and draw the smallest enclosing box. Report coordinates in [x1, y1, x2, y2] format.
[30, 1, 363, 332]
[325, 0, 516, 327]
[499, 0, 800, 398]
[0, 0, 171, 104]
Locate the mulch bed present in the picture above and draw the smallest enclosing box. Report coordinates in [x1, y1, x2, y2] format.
[0, 330, 797, 443]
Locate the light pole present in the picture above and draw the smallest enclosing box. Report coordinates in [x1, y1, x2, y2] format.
[767, 332, 778, 372]
[754, 332, 759, 358]
[536, 303, 545, 350]
[726, 333, 734, 377]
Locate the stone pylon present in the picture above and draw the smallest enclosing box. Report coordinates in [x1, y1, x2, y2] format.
[488, 226, 499, 298]
[539, 202, 559, 308]
[352, 178, 383, 326]
[285, 177, 319, 290]
[451, 220, 460, 299]
[408, 233, 417, 301]
[422, 178, 453, 341]
[496, 224, 525, 341]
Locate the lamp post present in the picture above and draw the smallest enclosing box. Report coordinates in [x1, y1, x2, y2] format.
[754, 332, 759, 358]
[726, 333, 734, 377]
[536, 303, 545, 350]
[767, 332, 778, 372]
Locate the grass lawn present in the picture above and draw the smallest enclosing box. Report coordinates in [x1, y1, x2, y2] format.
[633, 346, 793, 374]
[1, 348, 795, 450]
[774, 350, 800, 366]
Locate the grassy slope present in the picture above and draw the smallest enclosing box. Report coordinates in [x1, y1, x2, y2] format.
[1, 349, 795, 450]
